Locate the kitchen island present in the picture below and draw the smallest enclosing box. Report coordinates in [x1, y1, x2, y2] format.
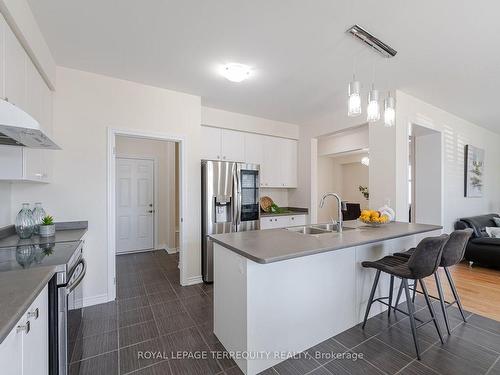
[210, 221, 441, 375]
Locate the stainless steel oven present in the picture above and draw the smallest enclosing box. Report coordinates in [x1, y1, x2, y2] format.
[49, 241, 86, 375]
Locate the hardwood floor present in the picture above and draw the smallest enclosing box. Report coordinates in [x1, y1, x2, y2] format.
[422, 262, 500, 321]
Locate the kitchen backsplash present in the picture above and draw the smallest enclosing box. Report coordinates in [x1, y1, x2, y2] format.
[0, 182, 11, 227]
[260, 188, 289, 208]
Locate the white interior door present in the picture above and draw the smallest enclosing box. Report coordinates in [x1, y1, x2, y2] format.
[116, 158, 154, 254]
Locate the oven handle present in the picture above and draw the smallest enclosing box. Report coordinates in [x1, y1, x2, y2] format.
[66, 258, 86, 294]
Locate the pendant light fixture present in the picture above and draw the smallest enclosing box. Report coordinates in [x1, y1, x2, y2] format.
[366, 85, 380, 122]
[384, 92, 396, 127]
[348, 77, 361, 117]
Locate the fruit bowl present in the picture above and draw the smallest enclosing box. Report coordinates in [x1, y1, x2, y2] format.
[358, 210, 390, 227]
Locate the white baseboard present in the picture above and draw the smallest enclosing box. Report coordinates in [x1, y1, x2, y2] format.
[183, 275, 203, 286]
[82, 293, 109, 308]
[166, 247, 178, 255]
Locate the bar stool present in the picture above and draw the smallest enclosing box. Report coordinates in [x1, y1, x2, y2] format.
[393, 229, 473, 334]
[361, 234, 449, 359]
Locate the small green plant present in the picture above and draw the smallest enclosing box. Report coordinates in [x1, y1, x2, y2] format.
[41, 215, 54, 226]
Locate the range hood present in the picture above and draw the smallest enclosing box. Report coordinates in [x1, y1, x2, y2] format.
[0, 99, 60, 149]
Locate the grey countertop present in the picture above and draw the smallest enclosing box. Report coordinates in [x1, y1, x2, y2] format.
[260, 207, 308, 217]
[0, 266, 55, 344]
[0, 222, 88, 344]
[210, 221, 442, 264]
[0, 221, 88, 248]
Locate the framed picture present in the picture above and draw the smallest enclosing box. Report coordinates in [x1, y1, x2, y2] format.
[464, 145, 484, 197]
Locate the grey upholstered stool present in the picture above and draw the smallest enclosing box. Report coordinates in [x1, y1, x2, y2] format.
[361, 234, 449, 360]
[393, 229, 473, 334]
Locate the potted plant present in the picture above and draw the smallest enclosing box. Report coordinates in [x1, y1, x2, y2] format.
[39, 215, 56, 238]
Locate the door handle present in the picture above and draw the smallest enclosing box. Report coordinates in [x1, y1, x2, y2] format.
[148, 210, 155, 213]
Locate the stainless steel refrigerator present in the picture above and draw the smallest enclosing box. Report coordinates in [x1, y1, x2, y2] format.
[201, 160, 260, 282]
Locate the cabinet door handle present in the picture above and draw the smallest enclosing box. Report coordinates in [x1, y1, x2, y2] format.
[27, 308, 39, 320]
[17, 321, 30, 335]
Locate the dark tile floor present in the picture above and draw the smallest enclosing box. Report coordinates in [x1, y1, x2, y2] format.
[68, 250, 500, 375]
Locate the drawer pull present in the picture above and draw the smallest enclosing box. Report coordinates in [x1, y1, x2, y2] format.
[27, 308, 39, 320]
[17, 321, 30, 335]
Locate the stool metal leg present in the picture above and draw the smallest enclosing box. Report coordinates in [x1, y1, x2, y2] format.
[403, 279, 421, 360]
[444, 267, 467, 322]
[362, 270, 381, 329]
[394, 281, 403, 313]
[388, 275, 394, 317]
[412, 280, 417, 303]
[420, 279, 444, 344]
[434, 272, 451, 335]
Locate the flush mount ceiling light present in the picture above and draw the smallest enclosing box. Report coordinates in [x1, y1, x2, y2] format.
[220, 63, 252, 83]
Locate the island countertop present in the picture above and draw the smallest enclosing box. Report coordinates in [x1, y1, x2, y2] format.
[210, 221, 442, 264]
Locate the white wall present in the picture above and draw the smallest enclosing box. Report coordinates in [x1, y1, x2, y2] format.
[414, 130, 442, 225]
[202, 107, 299, 140]
[0, 182, 11, 226]
[11, 67, 202, 304]
[341, 162, 369, 209]
[260, 188, 289, 208]
[317, 125, 369, 156]
[395, 91, 500, 232]
[317, 156, 342, 222]
[115, 136, 177, 250]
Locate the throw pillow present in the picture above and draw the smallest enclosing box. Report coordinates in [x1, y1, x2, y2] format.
[485, 226, 500, 238]
[493, 217, 500, 227]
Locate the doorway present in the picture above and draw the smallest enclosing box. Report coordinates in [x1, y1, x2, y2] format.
[116, 157, 155, 254]
[107, 128, 186, 301]
[408, 124, 442, 225]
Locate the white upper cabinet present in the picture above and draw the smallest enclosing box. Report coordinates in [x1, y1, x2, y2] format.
[221, 129, 245, 162]
[280, 138, 298, 188]
[4, 21, 27, 109]
[202, 126, 298, 188]
[261, 136, 298, 188]
[0, 146, 51, 183]
[201, 126, 222, 160]
[0, 16, 5, 100]
[0, 16, 54, 183]
[201, 127, 245, 162]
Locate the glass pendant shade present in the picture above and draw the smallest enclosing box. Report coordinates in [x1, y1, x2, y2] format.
[384, 94, 396, 127]
[367, 88, 380, 122]
[348, 80, 362, 117]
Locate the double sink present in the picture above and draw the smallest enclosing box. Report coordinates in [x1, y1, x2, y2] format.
[285, 223, 355, 235]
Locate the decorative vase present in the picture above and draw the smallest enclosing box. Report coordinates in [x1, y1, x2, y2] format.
[39, 224, 56, 238]
[15, 203, 35, 239]
[31, 202, 46, 235]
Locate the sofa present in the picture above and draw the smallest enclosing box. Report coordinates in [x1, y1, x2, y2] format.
[454, 213, 500, 268]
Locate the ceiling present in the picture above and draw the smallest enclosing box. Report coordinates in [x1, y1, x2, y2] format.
[28, 0, 500, 133]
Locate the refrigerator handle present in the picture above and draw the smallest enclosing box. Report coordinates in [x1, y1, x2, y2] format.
[232, 166, 239, 232]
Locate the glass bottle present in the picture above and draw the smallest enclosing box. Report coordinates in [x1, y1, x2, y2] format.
[15, 203, 35, 239]
[32, 202, 46, 235]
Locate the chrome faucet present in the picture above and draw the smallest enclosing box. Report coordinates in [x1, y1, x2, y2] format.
[319, 193, 346, 232]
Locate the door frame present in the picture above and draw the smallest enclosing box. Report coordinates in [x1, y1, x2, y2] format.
[107, 127, 187, 301]
[115, 155, 158, 253]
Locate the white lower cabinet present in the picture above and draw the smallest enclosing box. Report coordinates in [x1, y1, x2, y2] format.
[0, 285, 48, 375]
[260, 214, 306, 229]
[0, 146, 51, 183]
